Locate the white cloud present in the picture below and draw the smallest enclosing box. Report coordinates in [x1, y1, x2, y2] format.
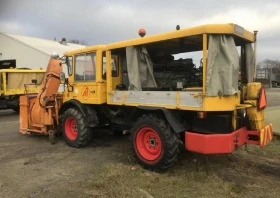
[196, 6, 280, 33]
[0, 20, 23, 34]
[1, 0, 280, 61]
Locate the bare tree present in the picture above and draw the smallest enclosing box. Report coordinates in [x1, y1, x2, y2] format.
[258, 59, 280, 73]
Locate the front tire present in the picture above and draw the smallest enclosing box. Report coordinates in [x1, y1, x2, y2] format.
[61, 108, 93, 148]
[131, 114, 180, 171]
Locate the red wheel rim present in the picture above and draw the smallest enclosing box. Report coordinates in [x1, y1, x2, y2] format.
[135, 127, 162, 161]
[65, 117, 78, 140]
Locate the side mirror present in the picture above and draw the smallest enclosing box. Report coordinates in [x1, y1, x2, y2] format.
[51, 52, 60, 59]
[59, 72, 66, 83]
[65, 56, 73, 76]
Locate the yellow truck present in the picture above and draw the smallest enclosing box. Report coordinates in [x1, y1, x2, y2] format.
[20, 23, 273, 170]
[0, 68, 45, 111]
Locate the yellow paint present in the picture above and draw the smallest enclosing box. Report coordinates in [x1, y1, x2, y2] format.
[111, 56, 122, 92]
[247, 82, 262, 99]
[203, 95, 240, 111]
[202, 34, 207, 96]
[183, 87, 203, 91]
[0, 69, 45, 96]
[65, 45, 105, 56]
[105, 24, 254, 51]
[260, 124, 273, 147]
[236, 104, 252, 109]
[106, 50, 113, 104]
[176, 92, 180, 108]
[232, 110, 237, 130]
[247, 106, 265, 131]
[61, 23, 269, 137]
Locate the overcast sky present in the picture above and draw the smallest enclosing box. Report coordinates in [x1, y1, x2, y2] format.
[0, 0, 279, 62]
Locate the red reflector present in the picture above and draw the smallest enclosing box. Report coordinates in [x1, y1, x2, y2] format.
[258, 86, 267, 110]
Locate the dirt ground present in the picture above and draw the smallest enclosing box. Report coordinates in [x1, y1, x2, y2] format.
[0, 88, 279, 198]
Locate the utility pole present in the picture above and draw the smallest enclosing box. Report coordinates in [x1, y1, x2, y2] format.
[270, 66, 272, 88]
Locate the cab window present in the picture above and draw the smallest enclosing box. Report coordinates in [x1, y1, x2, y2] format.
[74, 52, 96, 81]
[102, 54, 119, 80]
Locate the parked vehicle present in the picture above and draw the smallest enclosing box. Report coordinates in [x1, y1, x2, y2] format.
[0, 68, 45, 111]
[271, 81, 279, 87]
[19, 23, 273, 170]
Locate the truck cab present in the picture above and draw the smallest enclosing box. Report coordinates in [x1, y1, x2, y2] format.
[63, 46, 122, 105]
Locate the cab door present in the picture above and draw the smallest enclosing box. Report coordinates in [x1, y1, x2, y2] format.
[99, 51, 121, 103]
[72, 52, 98, 104]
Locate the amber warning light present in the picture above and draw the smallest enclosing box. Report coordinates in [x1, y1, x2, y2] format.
[138, 28, 146, 37]
[197, 112, 207, 119]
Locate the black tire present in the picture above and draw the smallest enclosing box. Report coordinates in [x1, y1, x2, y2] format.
[8, 97, 19, 113]
[12, 107, 19, 113]
[61, 108, 93, 148]
[131, 114, 180, 171]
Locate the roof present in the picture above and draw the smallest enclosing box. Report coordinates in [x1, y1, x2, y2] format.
[64, 23, 255, 56]
[0, 32, 85, 56]
[105, 23, 255, 50]
[65, 45, 106, 56]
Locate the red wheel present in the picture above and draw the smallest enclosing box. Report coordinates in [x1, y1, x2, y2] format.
[131, 114, 180, 170]
[61, 108, 93, 148]
[136, 127, 162, 161]
[65, 117, 78, 140]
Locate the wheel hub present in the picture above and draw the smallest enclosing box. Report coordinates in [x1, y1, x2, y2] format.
[136, 127, 162, 161]
[65, 117, 78, 141]
[149, 138, 157, 147]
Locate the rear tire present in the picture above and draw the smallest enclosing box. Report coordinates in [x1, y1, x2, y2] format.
[61, 108, 93, 148]
[131, 114, 180, 171]
[12, 107, 19, 113]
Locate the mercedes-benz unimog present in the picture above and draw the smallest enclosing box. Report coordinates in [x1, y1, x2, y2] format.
[20, 23, 273, 170]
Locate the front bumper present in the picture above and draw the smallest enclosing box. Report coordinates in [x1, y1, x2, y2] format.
[185, 124, 273, 154]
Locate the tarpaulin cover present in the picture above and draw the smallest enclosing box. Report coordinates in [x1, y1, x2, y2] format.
[6, 72, 44, 89]
[246, 43, 254, 83]
[126, 46, 157, 90]
[206, 35, 239, 96]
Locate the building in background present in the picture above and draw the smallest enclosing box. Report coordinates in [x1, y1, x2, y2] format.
[0, 32, 85, 69]
[256, 68, 280, 87]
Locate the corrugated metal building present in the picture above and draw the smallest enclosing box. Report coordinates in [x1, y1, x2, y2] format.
[0, 32, 85, 69]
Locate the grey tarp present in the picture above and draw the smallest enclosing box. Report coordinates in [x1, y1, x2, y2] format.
[126, 46, 157, 90]
[246, 43, 254, 83]
[206, 35, 239, 96]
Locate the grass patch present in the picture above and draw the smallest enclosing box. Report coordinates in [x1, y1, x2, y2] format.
[85, 163, 234, 198]
[81, 139, 280, 198]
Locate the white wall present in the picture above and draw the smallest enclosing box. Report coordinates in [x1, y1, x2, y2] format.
[0, 34, 50, 69]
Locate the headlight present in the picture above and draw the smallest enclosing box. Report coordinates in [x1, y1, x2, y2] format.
[51, 52, 59, 59]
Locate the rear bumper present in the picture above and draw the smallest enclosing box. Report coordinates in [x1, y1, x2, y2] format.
[185, 124, 273, 154]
